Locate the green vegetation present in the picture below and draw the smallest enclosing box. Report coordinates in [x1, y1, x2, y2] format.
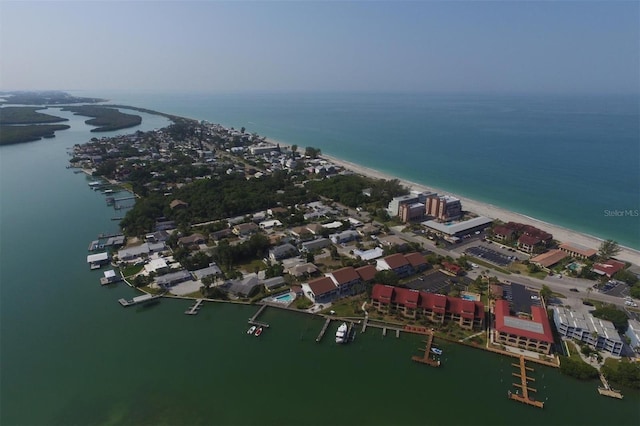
[0, 124, 71, 145]
[121, 263, 144, 277]
[0, 90, 105, 105]
[295, 297, 313, 310]
[601, 358, 640, 389]
[306, 174, 407, 209]
[0, 106, 68, 124]
[559, 341, 599, 380]
[62, 105, 142, 132]
[597, 239, 620, 262]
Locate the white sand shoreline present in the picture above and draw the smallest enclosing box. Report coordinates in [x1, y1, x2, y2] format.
[264, 137, 639, 265]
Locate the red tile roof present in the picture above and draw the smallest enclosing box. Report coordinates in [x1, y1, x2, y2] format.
[404, 252, 427, 267]
[328, 266, 360, 285]
[371, 284, 394, 302]
[442, 262, 461, 274]
[593, 259, 626, 277]
[307, 277, 337, 296]
[518, 234, 542, 246]
[355, 265, 377, 282]
[494, 225, 515, 237]
[383, 253, 410, 269]
[494, 300, 553, 343]
[391, 287, 419, 309]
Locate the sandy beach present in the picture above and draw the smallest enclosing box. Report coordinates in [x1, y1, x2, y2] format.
[262, 136, 640, 265]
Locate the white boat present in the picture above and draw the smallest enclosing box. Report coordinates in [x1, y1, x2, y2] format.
[247, 326, 256, 335]
[335, 322, 348, 344]
[431, 348, 443, 356]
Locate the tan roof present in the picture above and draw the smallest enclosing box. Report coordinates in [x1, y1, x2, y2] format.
[559, 242, 597, 258]
[531, 249, 568, 268]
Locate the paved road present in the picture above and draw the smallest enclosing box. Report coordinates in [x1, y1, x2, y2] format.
[393, 227, 633, 308]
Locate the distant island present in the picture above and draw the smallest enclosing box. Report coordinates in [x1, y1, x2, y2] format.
[0, 91, 147, 144]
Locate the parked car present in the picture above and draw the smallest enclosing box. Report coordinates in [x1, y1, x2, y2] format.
[569, 288, 579, 292]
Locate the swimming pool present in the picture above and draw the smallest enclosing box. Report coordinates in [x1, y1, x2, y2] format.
[274, 292, 294, 303]
[461, 295, 476, 301]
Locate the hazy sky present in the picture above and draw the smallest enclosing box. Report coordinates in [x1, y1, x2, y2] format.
[1, 1, 638, 94]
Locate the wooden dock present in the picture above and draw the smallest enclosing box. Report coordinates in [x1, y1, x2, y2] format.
[316, 318, 332, 342]
[248, 304, 270, 328]
[597, 374, 623, 399]
[411, 330, 441, 367]
[185, 299, 204, 315]
[508, 356, 544, 408]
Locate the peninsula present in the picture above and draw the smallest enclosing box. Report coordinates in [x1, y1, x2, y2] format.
[73, 108, 640, 393]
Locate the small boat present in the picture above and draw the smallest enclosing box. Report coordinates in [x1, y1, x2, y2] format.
[336, 322, 348, 344]
[254, 327, 263, 337]
[431, 348, 443, 356]
[247, 326, 256, 335]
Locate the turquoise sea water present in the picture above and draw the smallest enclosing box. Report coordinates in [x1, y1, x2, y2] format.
[1, 97, 639, 425]
[84, 91, 640, 250]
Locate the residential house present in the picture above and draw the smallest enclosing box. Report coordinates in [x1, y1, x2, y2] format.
[376, 253, 413, 278]
[326, 266, 361, 296]
[355, 265, 377, 283]
[330, 230, 360, 244]
[156, 270, 193, 289]
[302, 276, 339, 304]
[530, 249, 568, 269]
[300, 238, 332, 253]
[232, 222, 260, 237]
[169, 199, 188, 210]
[592, 259, 626, 278]
[404, 252, 428, 272]
[192, 264, 223, 281]
[269, 243, 298, 262]
[228, 273, 262, 298]
[286, 263, 319, 278]
[262, 276, 286, 291]
[178, 233, 206, 247]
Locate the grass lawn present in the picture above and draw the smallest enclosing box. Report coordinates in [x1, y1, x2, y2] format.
[121, 263, 144, 277]
[237, 259, 267, 274]
[321, 295, 367, 317]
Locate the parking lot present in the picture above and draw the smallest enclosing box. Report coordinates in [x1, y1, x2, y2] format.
[502, 282, 542, 312]
[464, 245, 515, 267]
[406, 270, 472, 294]
[598, 280, 627, 298]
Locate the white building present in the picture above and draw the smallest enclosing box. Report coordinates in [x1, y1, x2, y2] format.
[553, 306, 623, 356]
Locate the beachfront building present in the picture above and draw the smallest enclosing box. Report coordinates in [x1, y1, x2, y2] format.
[558, 242, 597, 260]
[553, 307, 623, 356]
[387, 191, 435, 217]
[371, 284, 485, 329]
[426, 195, 462, 222]
[399, 202, 426, 223]
[493, 300, 553, 355]
[422, 216, 493, 241]
[592, 259, 626, 278]
[490, 222, 552, 254]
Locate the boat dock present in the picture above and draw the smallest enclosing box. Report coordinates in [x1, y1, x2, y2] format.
[508, 356, 544, 408]
[316, 318, 332, 342]
[361, 317, 368, 333]
[411, 330, 441, 367]
[597, 374, 623, 399]
[185, 299, 204, 315]
[248, 304, 270, 328]
[118, 293, 162, 307]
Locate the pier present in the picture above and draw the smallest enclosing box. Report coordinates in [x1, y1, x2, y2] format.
[411, 330, 441, 367]
[597, 374, 623, 399]
[248, 304, 270, 328]
[361, 317, 368, 333]
[185, 299, 204, 315]
[316, 318, 332, 342]
[508, 356, 544, 408]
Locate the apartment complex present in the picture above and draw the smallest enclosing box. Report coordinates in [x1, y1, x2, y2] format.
[552, 306, 623, 356]
[493, 299, 554, 355]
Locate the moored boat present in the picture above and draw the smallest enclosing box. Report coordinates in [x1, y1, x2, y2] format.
[255, 327, 263, 337]
[335, 322, 348, 344]
[247, 325, 256, 335]
[431, 347, 443, 356]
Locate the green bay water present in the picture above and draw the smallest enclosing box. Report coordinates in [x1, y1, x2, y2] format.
[1, 106, 639, 426]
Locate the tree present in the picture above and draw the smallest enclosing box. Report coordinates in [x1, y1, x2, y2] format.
[291, 144, 298, 158]
[597, 239, 621, 262]
[540, 284, 552, 301]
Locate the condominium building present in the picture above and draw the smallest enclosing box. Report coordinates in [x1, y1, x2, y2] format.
[426, 195, 462, 221]
[552, 307, 623, 356]
[494, 300, 553, 355]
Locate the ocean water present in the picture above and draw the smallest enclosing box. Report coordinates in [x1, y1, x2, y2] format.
[83, 91, 640, 250]
[1, 107, 639, 425]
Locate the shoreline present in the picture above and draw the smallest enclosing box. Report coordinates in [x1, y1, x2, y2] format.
[264, 136, 640, 265]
